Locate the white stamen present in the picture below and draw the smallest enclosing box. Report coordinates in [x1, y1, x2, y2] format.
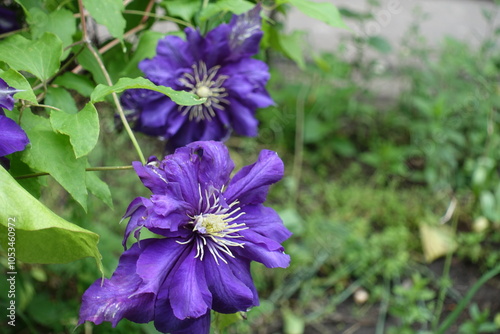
[178, 60, 230, 122]
[181, 187, 248, 264]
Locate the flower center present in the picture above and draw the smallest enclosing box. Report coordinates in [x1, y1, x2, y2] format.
[178, 61, 230, 122]
[177, 186, 247, 265]
[195, 86, 212, 99]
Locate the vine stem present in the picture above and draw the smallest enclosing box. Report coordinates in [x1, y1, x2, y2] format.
[15, 166, 134, 180]
[77, 0, 146, 165]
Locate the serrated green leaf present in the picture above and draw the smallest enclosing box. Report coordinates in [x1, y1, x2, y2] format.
[122, 31, 164, 78]
[0, 32, 62, 81]
[161, 0, 200, 22]
[83, 0, 126, 39]
[50, 103, 99, 158]
[86, 171, 113, 209]
[0, 165, 102, 272]
[200, 0, 254, 20]
[0, 68, 37, 103]
[28, 8, 77, 59]
[53, 72, 94, 97]
[16, 109, 88, 210]
[286, 0, 347, 29]
[45, 86, 78, 114]
[91, 77, 205, 106]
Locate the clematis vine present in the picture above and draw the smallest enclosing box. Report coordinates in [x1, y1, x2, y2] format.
[79, 141, 291, 333]
[121, 5, 273, 150]
[0, 78, 29, 166]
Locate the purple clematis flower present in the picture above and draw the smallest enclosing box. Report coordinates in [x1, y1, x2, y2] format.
[0, 79, 29, 162]
[121, 5, 274, 151]
[79, 141, 291, 333]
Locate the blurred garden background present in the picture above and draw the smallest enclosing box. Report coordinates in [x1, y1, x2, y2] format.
[3, 0, 500, 333]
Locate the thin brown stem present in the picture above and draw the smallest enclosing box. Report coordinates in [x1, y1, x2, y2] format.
[0, 28, 29, 39]
[123, 9, 193, 27]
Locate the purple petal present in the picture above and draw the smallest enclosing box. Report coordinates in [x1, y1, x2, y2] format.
[150, 194, 191, 231]
[203, 255, 256, 313]
[225, 98, 258, 136]
[161, 146, 201, 205]
[78, 241, 155, 327]
[225, 150, 284, 205]
[237, 229, 291, 268]
[154, 297, 211, 334]
[140, 35, 194, 79]
[185, 141, 234, 190]
[122, 196, 151, 248]
[201, 24, 232, 67]
[168, 246, 212, 319]
[134, 238, 188, 295]
[222, 58, 274, 109]
[227, 5, 263, 61]
[0, 79, 16, 111]
[0, 115, 29, 156]
[135, 97, 178, 136]
[241, 204, 292, 243]
[228, 257, 260, 307]
[132, 159, 183, 198]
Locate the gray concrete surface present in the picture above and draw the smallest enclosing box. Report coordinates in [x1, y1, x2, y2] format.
[285, 0, 500, 99]
[287, 0, 500, 58]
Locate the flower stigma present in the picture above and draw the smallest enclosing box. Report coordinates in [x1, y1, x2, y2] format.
[178, 61, 230, 122]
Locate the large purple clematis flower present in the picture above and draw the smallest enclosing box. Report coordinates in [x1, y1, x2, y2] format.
[0, 79, 29, 161]
[121, 5, 273, 150]
[79, 141, 291, 333]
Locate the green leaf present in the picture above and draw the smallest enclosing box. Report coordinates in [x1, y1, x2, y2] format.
[53, 72, 95, 97]
[122, 31, 164, 78]
[286, 0, 347, 29]
[0, 32, 62, 81]
[278, 31, 306, 70]
[91, 77, 205, 106]
[161, 0, 200, 22]
[50, 103, 100, 158]
[28, 8, 77, 59]
[82, 0, 126, 39]
[16, 109, 88, 210]
[200, 0, 254, 20]
[0, 165, 102, 272]
[367, 36, 392, 54]
[7, 155, 43, 199]
[45, 87, 78, 114]
[0, 68, 37, 104]
[86, 171, 113, 209]
[76, 46, 108, 85]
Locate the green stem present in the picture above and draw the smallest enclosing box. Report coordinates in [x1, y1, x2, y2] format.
[85, 43, 146, 165]
[78, 0, 146, 165]
[436, 263, 500, 334]
[432, 216, 458, 330]
[15, 166, 134, 180]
